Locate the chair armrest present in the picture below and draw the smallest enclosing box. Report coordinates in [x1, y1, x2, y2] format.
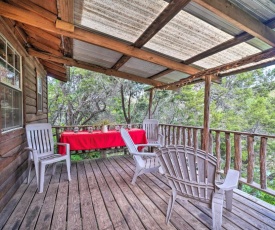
[136, 143, 161, 148]
[24, 147, 38, 161]
[216, 169, 239, 191]
[56, 142, 70, 155]
[132, 152, 156, 157]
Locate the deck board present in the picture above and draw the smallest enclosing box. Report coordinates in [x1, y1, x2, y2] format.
[0, 155, 275, 230]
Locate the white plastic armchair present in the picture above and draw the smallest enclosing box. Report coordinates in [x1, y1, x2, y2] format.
[156, 145, 239, 230]
[25, 123, 71, 193]
[120, 127, 161, 184]
[143, 119, 164, 147]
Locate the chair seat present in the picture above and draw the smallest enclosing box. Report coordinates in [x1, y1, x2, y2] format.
[39, 154, 68, 164]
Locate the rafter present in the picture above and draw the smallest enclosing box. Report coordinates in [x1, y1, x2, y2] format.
[156, 47, 275, 90]
[111, 0, 191, 70]
[28, 49, 165, 87]
[193, 0, 275, 47]
[0, 1, 199, 75]
[40, 60, 66, 74]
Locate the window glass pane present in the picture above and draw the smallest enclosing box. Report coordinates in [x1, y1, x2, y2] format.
[1, 84, 22, 131]
[0, 36, 5, 60]
[0, 59, 8, 82]
[15, 70, 20, 88]
[37, 77, 43, 111]
[7, 65, 15, 86]
[7, 45, 14, 66]
[15, 53, 20, 70]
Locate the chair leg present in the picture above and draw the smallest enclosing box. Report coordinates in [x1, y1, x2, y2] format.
[166, 189, 177, 223]
[131, 168, 142, 185]
[39, 163, 46, 193]
[27, 159, 32, 184]
[225, 189, 234, 211]
[66, 158, 71, 181]
[52, 163, 56, 175]
[212, 190, 224, 230]
[33, 158, 39, 189]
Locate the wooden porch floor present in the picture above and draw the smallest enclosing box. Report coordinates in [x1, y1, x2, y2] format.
[0, 155, 275, 230]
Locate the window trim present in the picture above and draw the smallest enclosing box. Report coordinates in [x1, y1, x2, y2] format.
[36, 74, 43, 113]
[0, 32, 23, 133]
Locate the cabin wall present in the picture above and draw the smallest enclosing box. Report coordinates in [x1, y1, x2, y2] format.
[0, 18, 48, 212]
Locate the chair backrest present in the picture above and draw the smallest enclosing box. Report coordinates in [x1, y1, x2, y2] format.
[143, 119, 159, 142]
[156, 145, 217, 204]
[25, 123, 54, 156]
[120, 128, 145, 167]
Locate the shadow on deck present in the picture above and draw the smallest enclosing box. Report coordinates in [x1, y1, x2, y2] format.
[0, 155, 275, 230]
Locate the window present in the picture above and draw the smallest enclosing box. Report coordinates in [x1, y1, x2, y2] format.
[37, 76, 43, 112]
[0, 34, 22, 132]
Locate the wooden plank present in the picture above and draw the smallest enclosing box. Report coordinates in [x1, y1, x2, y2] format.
[40, 60, 66, 73]
[121, 156, 213, 229]
[26, 113, 47, 122]
[96, 160, 145, 230]
[50, 164, 69, 230]
[0, 2, 200, 75]
[76, 161, 98, 230]
[193, 0, 275, 47]
[0, 135, 24, 156]
[104, 158, 163, 229]
[202, 76, 211, 152]
[84, 160, 113, 230]
[2, 168, 38, 229]
[19, 166, 55, 230]
[112, 0, 192, 70]
[28, 49, 164, 87]
[0, 171, 35, 228]
[91, 159, 129, 230]
[35, 165, 60, 230]
[115, 157, 197, 230]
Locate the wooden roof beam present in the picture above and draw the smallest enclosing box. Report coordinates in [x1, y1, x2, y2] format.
[40, 60, 66, 74]
[156, 47, 275, 90]
[219, 59, 275, 77]
[47, 72, 67, 82]
[0, 1, 200, 75]
[112, 0, 191, 70]
[28, 49, 165, 87]
[193, 0, 275, 47]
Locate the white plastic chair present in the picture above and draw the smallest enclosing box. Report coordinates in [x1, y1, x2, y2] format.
[25, 123, 71, 193]
[143, 119, 164, 147]
[120, 127, 162, 184]
[157, 145, 239, 230]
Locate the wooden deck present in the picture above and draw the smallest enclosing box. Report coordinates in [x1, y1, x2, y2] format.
[0, 155, 275, 230]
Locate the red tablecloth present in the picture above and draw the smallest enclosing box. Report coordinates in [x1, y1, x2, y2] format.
[58, 128, 147, 155]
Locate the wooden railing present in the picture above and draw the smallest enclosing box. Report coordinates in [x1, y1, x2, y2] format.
[159, 124, 275, 196]
[52, 123, 275, 196]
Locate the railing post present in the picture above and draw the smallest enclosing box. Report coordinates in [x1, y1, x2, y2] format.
[202, 75, 211, 152]
[247, 135, 254, 184]
[187, 128, 192, 146]
[224, 132, 231, 174]
[209, 131, 213, 155]
[182, 127, 186, 147]
[234, 134, 242, 172]
[176, 126, 180, 145]
[260, 137, 267, 189]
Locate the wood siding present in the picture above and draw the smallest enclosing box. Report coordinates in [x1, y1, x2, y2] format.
[0, 18, 48, 212]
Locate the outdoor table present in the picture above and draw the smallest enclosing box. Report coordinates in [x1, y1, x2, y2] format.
[58, 128, 147, 154]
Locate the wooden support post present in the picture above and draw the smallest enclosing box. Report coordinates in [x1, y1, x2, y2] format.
[215, 131, 221, 180]
[247, 135, 255, 184]
[203, 75, 211, 178]
[148, 89, 153, 119]
[260, 137, 267, 189]
[193, 128, 198, 151]
[202, 76, 211, 151]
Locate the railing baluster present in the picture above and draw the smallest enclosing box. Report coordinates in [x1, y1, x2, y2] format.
[193, 128, 198, 150]
[224, 132, 231, 174]
[200, 129, 204, 150]
[188, 128, 192, 146]
[247, 135, 254, 184]
[209, 131, 213, 155]
[260, 137, 267, 189]
[215, 131, 221, 180]
[182, 127, 186, 147]
[234, 134, 242, 173]
[176, 126, 180, 145]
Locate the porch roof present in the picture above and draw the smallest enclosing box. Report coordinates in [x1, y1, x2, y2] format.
[1, 0, 275, 89]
